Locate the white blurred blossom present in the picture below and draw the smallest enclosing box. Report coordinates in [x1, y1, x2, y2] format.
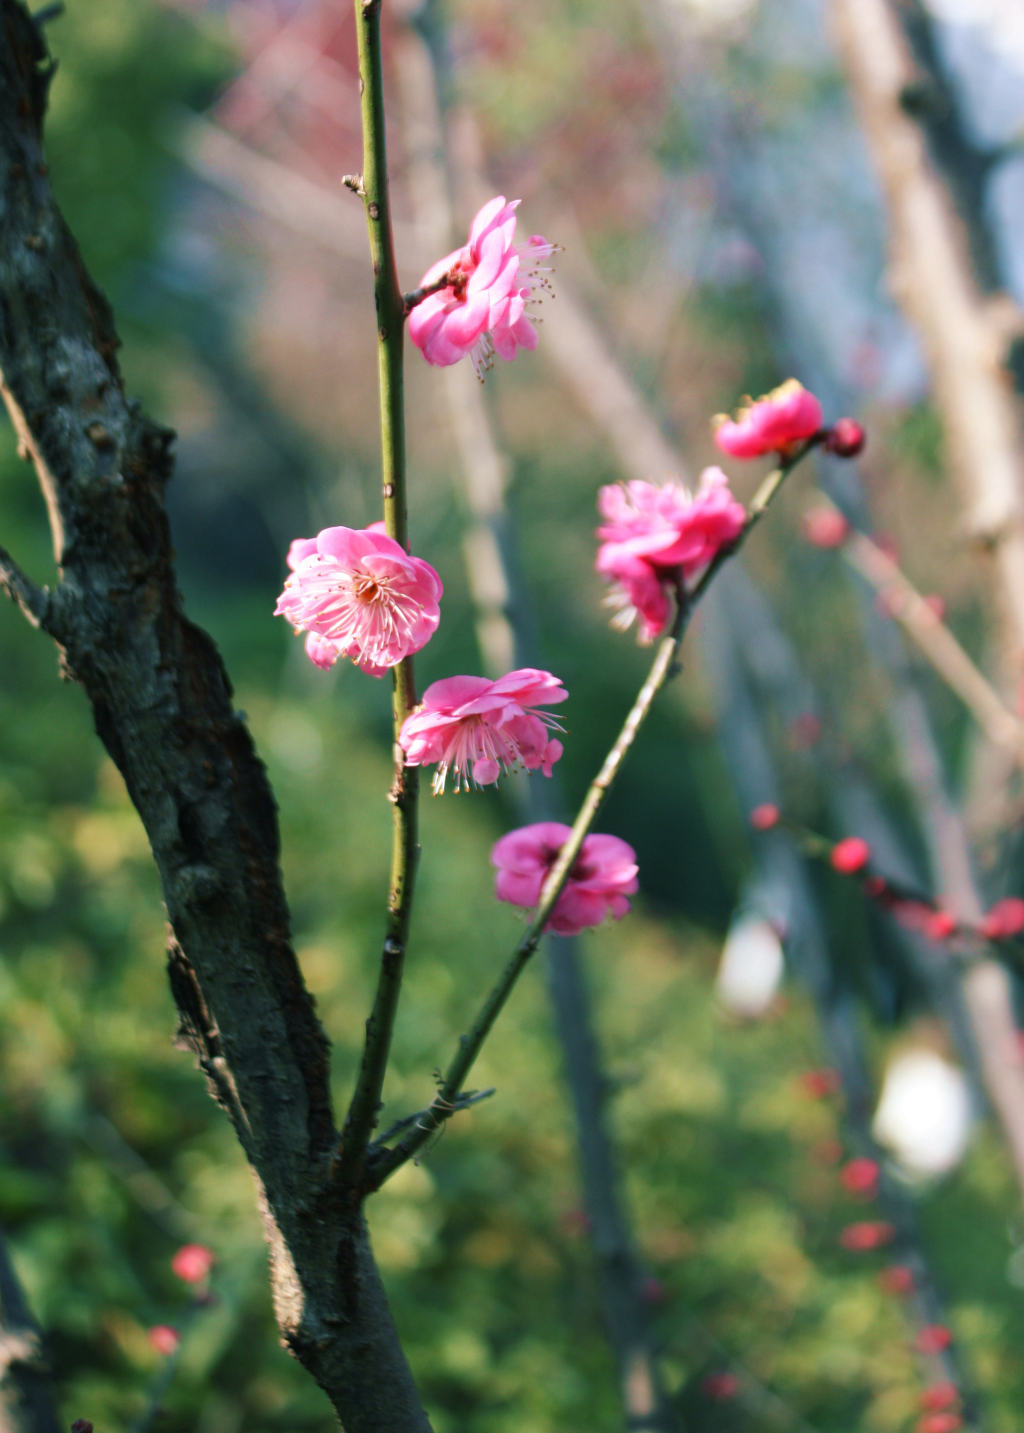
[714, 913, 785, 1018]
[872, 1049, 973, 1179]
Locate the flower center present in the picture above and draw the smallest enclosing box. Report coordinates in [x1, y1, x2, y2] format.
[353, 573, 383, 604]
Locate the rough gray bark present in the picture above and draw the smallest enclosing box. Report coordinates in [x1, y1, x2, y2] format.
[0, 4, 429, 1428]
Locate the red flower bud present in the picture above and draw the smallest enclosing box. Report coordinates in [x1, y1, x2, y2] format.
[824, 418, 866, 458]
[831, 836, 871, 874]
[750, 803, 780, 830]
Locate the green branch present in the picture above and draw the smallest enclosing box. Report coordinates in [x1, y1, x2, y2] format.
[366, 442, 816, 1188]
[336, 0, 420, 1196]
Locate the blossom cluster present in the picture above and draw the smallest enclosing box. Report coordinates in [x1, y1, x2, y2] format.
[274, 222, 862, 939]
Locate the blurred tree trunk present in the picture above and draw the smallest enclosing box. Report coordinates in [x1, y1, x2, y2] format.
[832, 0, 1024, 671]
[0, 4, 429, 1428]
[0, 1228, 60, 1433]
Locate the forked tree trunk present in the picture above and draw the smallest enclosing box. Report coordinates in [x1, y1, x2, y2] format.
[0, 4, 430, 1427]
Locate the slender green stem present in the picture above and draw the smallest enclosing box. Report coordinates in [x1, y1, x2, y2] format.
[336, 0, 420, 1195]
[367, 443, 815, 1188]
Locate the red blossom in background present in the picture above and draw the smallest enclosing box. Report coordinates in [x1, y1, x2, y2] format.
[408, 196, 557, 378]
[171, 1243, 214, 1284]
[980, 897, 1024, 940]
[147, 1325, 181, 1356]
[713, 379, 823, 459]
[491, 822, 638, 936]
[831, 836, 871, 874]
[838, 1220, 894, 1251]
[915, 1324, 953, 1355]
[787, 711, 823, 748]
[749, 803, 780, 830]
[920, 1383, 960, 1412]
[878, 1263, 915, 1296]
[840, 1157, 880, 1197]
[700, 1372, 740, 1400]
[797, 1067, 840, 1099]
[917, 1414, 963, 1433]
[811, 1137, 844, 1165]
[802, 506, 850, 548]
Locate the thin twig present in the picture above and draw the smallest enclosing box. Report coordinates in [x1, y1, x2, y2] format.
[335, 0, 420, 1197]
[836, 522, 1024, 766]
[402, 270, 457, 315]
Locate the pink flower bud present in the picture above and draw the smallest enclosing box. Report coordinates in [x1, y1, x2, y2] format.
[831, 836, 871, 874]
[823, 418, 866, 457]
[749, 803, 780, 830]
[171, 1243, 214, 1285]
[802, 507, 850, 549]
[147, 1325, 180, 1356]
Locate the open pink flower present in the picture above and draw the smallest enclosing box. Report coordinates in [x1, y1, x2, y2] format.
[491, 821, 638, 936]
[408, 196, 557, 379]
[714, 379, 823, 459]
[595, 468, 746, 642]
[275, 524, 442, 676]
[399, 669, 567, 794]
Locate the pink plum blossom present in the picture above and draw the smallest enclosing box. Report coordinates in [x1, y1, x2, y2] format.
[595, 468, 746, 641]
[275, 523, 442, 676]
[713, 379, 823, 459]
[399, 669, 567, 794]
[408, 196, 557, 379]
[491, 821, 638, 936]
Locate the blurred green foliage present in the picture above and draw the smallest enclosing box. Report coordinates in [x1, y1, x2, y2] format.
[1, 3, 1023, 1432]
